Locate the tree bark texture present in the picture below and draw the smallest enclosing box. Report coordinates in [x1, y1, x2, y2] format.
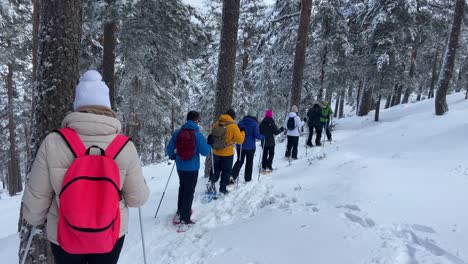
[290, 0, 312, 112]
[428, 51, 439, 99]
[416, 86, 423, 101]
[403, 47, 418, 104]
[214, 0, 241, 120]
[21, 0, 83, 263]
[392, 85, 402, 106]
[374, 94, 381, 122]
[347, 85, 353, 105]
[384, 95, 391, 109]
[32, 0, 40, 82]
[334, 93, 339, 118]
[435, 0, 465, 115]
[103, 21, 117, 109]
[7, 63, 22, 197]
[390, 84, 397, 106]
[355, 79, 362, 114]
[358, 80, 372, 116]
[338, 90, 345, 118]
[318, 45, 327, 101]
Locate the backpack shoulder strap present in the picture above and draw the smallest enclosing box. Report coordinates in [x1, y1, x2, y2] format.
[55, 128, 86, 158]
[105, 134, 131, 160]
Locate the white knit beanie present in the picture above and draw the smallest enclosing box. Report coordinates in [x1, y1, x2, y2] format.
[73, 70, 111, 111]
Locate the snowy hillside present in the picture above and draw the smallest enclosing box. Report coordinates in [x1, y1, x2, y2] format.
[2, 93, 468, 264]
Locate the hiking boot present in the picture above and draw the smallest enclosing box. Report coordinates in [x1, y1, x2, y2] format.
[219, 188, 229, 195]
[306, 142, 313, 147]
[315, 142, 322, 146]
[206, 182, 216, 193]
[228, 177, 236, 185]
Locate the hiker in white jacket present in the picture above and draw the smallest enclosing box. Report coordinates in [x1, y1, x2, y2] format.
[283, 105, 305, 159]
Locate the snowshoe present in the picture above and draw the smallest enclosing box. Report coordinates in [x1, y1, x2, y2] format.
[177, 220, 195, 233]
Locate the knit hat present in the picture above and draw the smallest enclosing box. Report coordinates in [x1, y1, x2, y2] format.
[226, 108, 236, 120]
[265, 109, 273, 118]
[73, 70, 111, 111]
[291, 105, 298, 113]
[247, 109, 256, 117]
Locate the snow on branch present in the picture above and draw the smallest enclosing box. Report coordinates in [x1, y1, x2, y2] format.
[272, 12, 300, 23]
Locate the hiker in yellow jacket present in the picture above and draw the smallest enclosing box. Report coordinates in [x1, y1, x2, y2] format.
[208, 109, 245, 194]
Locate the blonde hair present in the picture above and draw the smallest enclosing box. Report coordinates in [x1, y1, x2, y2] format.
[76, 105, 117, 118]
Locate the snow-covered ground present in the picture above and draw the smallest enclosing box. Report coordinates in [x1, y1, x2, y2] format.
[1, 92, 468, 263]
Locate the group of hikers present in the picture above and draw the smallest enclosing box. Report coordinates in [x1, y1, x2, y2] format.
[21, 69, 334, 263]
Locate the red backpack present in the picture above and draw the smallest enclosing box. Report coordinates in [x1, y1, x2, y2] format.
[175, 129, 196, 160]
[55, 128, 130, 254]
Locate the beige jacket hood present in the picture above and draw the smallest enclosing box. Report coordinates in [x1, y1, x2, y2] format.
[22, 112, 150, 244]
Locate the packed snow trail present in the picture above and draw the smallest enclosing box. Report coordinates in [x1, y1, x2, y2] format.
[1, 93, 467, 263]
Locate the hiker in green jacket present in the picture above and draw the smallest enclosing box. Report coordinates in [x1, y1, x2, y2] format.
[320, 101, 333, 141]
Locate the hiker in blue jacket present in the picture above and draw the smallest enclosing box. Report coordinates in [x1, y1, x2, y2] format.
[167, 111, 211, 227]
[231, 109, 265, 183]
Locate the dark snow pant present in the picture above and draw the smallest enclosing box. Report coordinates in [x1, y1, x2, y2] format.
[204, 152, 213, 178]
[285, 136, 299, 159]
[262, 145, 275, 170]
[210, 154, 234, 192]
[307, 124, 323, 146]
[177, 170, 198, 222]
[232, 148, 255, 182]
[51, 236, 125, 264]
[321, 121, 332, 141]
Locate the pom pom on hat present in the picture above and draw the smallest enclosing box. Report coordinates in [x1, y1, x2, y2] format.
[291, 105, 298, 113]
[73, 70, 111, 111]
[247, 109, 257, 117]
[265, 109, 273, 118]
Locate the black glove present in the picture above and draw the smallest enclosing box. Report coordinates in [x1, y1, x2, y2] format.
[303, 117, 308, 122]
[169, 155, 176, 160]
[207, 134, 214, 145]
[240, 127, 245, 132]
[280, 126, 285, 132]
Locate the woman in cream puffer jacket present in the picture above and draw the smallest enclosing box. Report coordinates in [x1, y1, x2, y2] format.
[22, 70, 150, 261]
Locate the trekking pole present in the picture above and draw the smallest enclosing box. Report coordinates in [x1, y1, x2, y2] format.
[21, 225, 37, 264]
[237, 144, 243, 187]
[154, 162, 176, 218]
[257, 141, 264, 181]
[138, 208, 148, 264]
[322, 123, 326, 149]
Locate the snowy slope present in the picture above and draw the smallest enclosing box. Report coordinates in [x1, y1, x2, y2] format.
[1, 93, 468, 264]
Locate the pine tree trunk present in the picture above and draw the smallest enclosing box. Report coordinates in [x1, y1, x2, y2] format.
[402, 88, 410, 104]
[214, 0, 241, 119]
[347, 86, 353, 105]
[338, 90, 345, 118]
[403, 47, 418, 104]
[355, 79, 362, 114]
[358, 80, 372, 116]
[435, 0, 465, 115]
[375, 94, 381, 122]
[241, 37, 249, 76]
[416, 86, 423, 101]
[318, 45, 327, 101]
[384, 95, 391, 109]
[428, 51, 439, 99]
[394, 85, 403, 106]
[103, 16, 117, 109]
[32, 0, 39, 80]
[334, 93, 339, 118]
[390, 84, 398, 106]
[20, 0, 83, 263]
[290, 0, 312, 112]
[7, 63, 22, 197]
